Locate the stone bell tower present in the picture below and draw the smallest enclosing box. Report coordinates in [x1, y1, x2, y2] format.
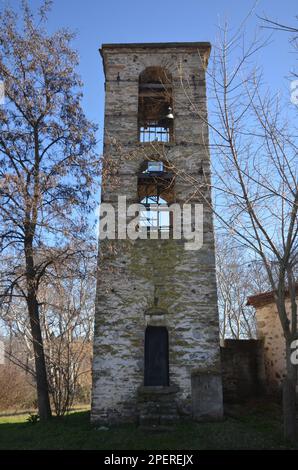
[91, 42, 223, 426]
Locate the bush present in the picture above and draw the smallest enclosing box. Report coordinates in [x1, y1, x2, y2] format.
[0, 364, 36, 411]
[26, 413, 39, 424]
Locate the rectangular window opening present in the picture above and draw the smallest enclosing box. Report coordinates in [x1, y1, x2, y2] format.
[139, 125, 170, 143]
[147, 161, 164, 172]
[139, 204, 170, 233]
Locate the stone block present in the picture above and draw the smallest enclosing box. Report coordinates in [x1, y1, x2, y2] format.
[191, 372, 223, 421]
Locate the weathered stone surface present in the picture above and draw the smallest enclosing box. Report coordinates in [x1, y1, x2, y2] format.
[254, 297, 298, 393]
[191, 372, 223, 421]
[137, 386, 179, 426]
[91, 43, 223, 424]
[220, 339, 266, 403]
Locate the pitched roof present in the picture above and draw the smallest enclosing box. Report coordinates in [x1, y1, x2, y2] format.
[247, 284, 298, 308]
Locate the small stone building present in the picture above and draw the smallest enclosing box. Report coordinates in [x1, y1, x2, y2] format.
[91, 42, 223, 425]
[247, 288, 298, 393]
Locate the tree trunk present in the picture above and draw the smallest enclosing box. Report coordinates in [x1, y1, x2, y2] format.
[25, 231, 52, 421]
[27, 290, 52, 421]
[283, 344, 297, 441]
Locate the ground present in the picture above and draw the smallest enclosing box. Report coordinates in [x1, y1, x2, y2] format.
[0, 402, 297, 450]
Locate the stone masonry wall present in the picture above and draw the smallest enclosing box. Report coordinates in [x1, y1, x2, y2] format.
[256, 298, 298, 393]
[220, 339, 266, 403]
[91, 44, 223, 424]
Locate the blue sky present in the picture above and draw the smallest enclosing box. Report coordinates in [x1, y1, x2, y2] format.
[6, 0, 297, 150]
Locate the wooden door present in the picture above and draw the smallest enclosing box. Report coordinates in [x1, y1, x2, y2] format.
[144, 326, 169, 386]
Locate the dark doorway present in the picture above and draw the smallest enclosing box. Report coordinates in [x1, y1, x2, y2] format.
[144, 326, 169, 386]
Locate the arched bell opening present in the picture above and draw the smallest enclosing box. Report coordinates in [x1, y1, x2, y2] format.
[138, 67, 174, 143]
[137, 159, 175, 236]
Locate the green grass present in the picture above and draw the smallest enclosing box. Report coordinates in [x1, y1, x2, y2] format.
[0, 404, 297, 450]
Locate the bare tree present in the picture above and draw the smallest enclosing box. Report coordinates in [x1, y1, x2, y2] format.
[259, 17, 298, 42]
[0, 1, 99, 420]
[173, 20, 297, 439]
[40, 254, 95, 416]
[216, 236, 264, 340]
[0, 251, 95, 416]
